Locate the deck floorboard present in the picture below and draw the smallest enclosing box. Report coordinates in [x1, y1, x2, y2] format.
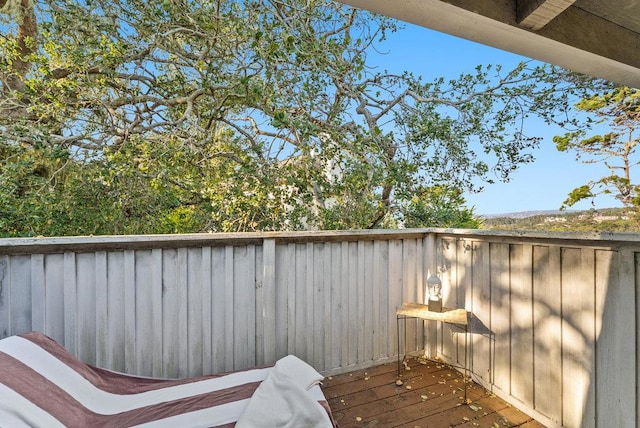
[322, 357, 545, 428]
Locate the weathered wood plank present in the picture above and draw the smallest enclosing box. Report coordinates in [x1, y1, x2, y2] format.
[372, 240, 382, 361]
[490, 242, 510, 394]
[329, 242, 342, 370]
[63, 252, 77, 353]
[44, 253, 65, 343]
[532, 245, 562, 423]
[76, 253, 96, 366]
[223, 246, 234, 371]
[94, 251, 108, 369]
[440, 239, 458, 362]
[259, 239, 276, 365]
[457, 239, 472, 368]
[123, 250, 136, 374]
[134, 250, 153, 376]
[161, 249, 179, 378]
[30, 254, 45, 334]
[596, 249, 635, 428]
[313, 243, 326, 369]
[151, 248, 163, 377]
[187, 247, 203, 377]
[211, 246, 227, 374]
[560, 247, 594, 428]
[106, 251, 125, 372]
[510, 244, 534, 405]
[322, 242, 332, 369]
[471, 241, 491, 384]
[388, 240, 403, 360]
[0, 255, 9, 338]
[362, 241, 373, 364]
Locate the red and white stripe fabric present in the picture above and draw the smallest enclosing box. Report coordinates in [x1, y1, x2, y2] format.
[0, 332, 335, 427]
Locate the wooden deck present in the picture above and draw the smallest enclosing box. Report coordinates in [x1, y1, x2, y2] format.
[322, 356, 545, 428]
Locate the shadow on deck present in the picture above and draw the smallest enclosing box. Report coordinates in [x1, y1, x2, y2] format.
[322, 357, 545, 428]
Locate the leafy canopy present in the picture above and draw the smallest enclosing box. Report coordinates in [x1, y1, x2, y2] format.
[554, 87, 640, 209]
[0, 0, 607, 236]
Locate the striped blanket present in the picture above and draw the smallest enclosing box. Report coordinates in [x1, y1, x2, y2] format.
[0, 332, 336, 427]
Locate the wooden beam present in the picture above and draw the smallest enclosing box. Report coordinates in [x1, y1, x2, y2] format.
[517, 0, 578, 30]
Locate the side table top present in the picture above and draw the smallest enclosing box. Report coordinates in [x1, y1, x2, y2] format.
[397, 301, 468, 325]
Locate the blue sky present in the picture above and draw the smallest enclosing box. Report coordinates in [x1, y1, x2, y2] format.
[370, 23, 622, 215]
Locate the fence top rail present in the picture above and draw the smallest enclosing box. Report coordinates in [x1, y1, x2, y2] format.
[0, 229, 429, 255]
[1, 228, 640, 255]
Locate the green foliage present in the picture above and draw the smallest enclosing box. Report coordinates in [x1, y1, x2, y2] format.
[554, 87, 640, 209]
[0, 0, 607, 236]
[403, 186, 481, 228]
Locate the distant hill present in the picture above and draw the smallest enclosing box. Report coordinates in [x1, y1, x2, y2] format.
[479, 207, 640, 232]
[479, 209, 571, 219]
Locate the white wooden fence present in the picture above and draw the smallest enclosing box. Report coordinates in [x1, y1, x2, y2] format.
[0, 229, 639, 427]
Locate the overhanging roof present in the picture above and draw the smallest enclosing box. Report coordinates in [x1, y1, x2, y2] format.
[339, 0, 640, 88]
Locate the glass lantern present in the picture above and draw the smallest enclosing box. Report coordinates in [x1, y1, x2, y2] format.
[426, 274, 442, 312]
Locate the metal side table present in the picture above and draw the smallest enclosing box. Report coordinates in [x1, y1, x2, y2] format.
[396, 302, 469, 400]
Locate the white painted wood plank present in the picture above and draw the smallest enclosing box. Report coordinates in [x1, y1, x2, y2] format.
[94, 251, 108, 369]
[401, 239, 418, 354]
[378, 240, 390, 361]
[294, 243, 307, 358]
[313, 243, 325, 368]
[63, 252, 77, 354]
[245, 245, 256, 368]
[340, 241, 349, 368]
[372, 240, 382, 360]
[30, 254, 45, 334]
[357, 241, 366, 363]
[362, 241, 374, 364]
[161, 249, 179, 378]
[489, 242, 510, 395]
[30, 254, 45, 335]
[224, 246, 234, 371]
[510, 244, 534, 406]
[306, 243, 315, 364]
[0, 255, 9, 338]
[596, 249, 635, 428]
[471, 241, 491, 384]
[177, 248, 189, 377]
[106, 251, 125, 372]
[456, 239, 472, 368]
[561, 247, 595, 428]
[388, 240, 403, 359]
[329, 242, 342, 369]
[151, 248, 163, 377]
[415, 238, 425, 353]
[322, 242, 332, 369]
[44, 254, 65, 343]
[347, 241, 358, 366]
[440, 239, 458, 362]
[532, 245, 562, 423]
[76, 253, 97, 365]
[123, 250, 136, 374]
[273, 243, 288, 359]
[134, 250, 153, 376]
[10, 256, 32, 336]
[286, 243, 296, 356]
[187, 247, 203, 376]
[255, 245, 265, 366]
[424, 235, 438, 358]
[211, 247, 226, 373]
[200, 246, 212, 374]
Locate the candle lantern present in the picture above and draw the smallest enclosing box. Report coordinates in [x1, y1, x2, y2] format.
[426, 274, 442, 312]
